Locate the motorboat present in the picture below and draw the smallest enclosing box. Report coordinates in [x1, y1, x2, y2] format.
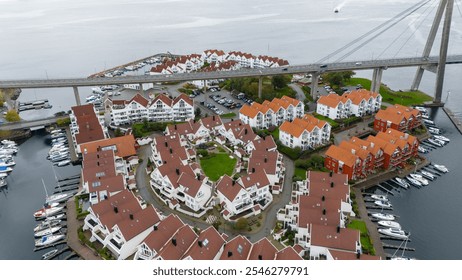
[414, 106, 426, 112]
[56, 159, 71, 167]
[428, 127, 440, 134]
[378, 220, 401, 230]
[0, 158, 16, 167]
[0, 166, 13, 173]
[34, 225, 63, 238]
[406, 176, 422, 187]
[1, 140, 16, 146]
[374, 200, 392, 208]
[35, 234, 65, 247]
[371, 212, 395, 221]
[34, 219, 62, 232]
[34, 204, 64, 220]
[394, 177, 409, 189]
[371, 194, 388, 201]
[378, 228, 408, 239]
[0, 178, 6, 188]
[409, 173, 429, 186]
[423, 119, 434, 125]
[42, 249, 58, 260]
[434, 135, 450, 142]
[433, 164, 448, 173]
[420, 170, 436, 180]
[45, 213, 66, 221]
[0, 173, 8, 179]
[417, 146, 428, 154]
[427, 139, 443, 147]
[432, 138, 446, 146]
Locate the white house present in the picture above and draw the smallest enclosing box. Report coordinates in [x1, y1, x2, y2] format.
[279, 114, 332, 150]
[83, 190, 161, 260]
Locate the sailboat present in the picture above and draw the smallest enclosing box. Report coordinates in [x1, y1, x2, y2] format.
[45, 168, 74, 204]
[34, 179, 64, 220]
[391, 233, 414, 260]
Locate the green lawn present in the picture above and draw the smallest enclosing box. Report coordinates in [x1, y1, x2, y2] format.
[200, 153, 237, 181]
[347, 219, 376, 255]
[313, 113, 340, 129]
[220, 112, 237, 119]
[349, 77, 433, 106]
[294, 168, 307, 180]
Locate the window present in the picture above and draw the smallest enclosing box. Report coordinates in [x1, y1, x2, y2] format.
[92, 181, 101, 187]
[95, 172, 106, 177]
[101, 145, 117, 152]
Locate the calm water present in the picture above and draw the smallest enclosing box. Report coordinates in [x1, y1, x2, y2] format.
[0, 131, 80, 260]
[0, 0, 462, 259]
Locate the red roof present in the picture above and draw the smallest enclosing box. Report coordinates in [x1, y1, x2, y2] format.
[310, 224, 360, 252]
[248, 237, 278, 260]
[129, 94, 149, 108]
[142, 214, 185, 253]
[80, 134, 137, 159]
[72, 104, 106, 145]
[116, 206, 161, 241]
[183, 226, 225, 260]
[220, 235, 252, 260]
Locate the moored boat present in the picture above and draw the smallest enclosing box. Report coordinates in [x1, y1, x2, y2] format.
[35, 234, 65, 247]
[433, 135, 450, 142]
[374, 200, 392, 208]
[409, 173, 429, 186]
[378, 220, 401, 230]
[34, 205, 64, 220]
[371, 194, 388, 201]
[371, 212, 395, 221]
[406, 176, 422, 187]
[42, 249, 58, 260]
[394, 177, 409, 189]
[378, 228, 409, 239]
[433, 164, 448, 173]
[34, 225, 63, 238]
[45, 192, 74, 204]
[34, 219, 62, 232]
[420, 170, 435, 180]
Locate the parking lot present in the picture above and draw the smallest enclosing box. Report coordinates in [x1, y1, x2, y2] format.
[191, 87, 253, 117]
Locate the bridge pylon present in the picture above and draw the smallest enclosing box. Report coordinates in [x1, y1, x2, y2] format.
[411, 0, 453, 104]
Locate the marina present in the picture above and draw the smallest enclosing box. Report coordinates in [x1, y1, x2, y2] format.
[17, 99, 52, 112]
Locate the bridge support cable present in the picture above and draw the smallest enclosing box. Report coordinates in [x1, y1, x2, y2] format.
[73, 86, 81, 106]
[434, 0, 454, 103]
[316, 0, 432, 63]
[411, 0, 448, 90]
[334, 0, 433, 63]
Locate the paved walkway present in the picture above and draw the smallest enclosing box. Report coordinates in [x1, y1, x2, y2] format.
[66, 197, 101, 260]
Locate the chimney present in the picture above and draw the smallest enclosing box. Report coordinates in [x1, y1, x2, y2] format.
[163, 161, 167, 164]
[165, 142, 168, 147]
[337, 225, 340, 233]
[227, 251, 233, 258]
[264, 158, 267, 163]
[104, 195, 108, 200]
[356, 252, 361, 259]
[245, 128, 248, 135]
[198, 240, 203, 247]
[114, 206, 118, 213]
[232, 180, 235, 186]
[174, 124, 177, 129]
[331, 182, 334, 188]
[97, 162, 100, 166]
[321, 195, 325, 201]
[196, 173, 200, 180]
[172, 238, 177, 246]
[154, 225, 158, 231]
[213, 115, 215, 121]
[169, 148, 173, 154]
[322, 209, 326, 215]
[251, 168, 255, 173]
[329, 171, 333, 177]
[176, 168, 180, 175]
[129, 214, 134, 220]
[258, 255, 263, 260]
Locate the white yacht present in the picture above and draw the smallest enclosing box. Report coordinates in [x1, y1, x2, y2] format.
[420, 170, 435, 180]
[417, 146, 428, 153]
[406, 176, 422, 187]
[35, 234, 65, 247]
[371, 212, 395, 221]
[378, 228, 409, 239]
[394, 177, 409, 189]
[34, 219, 62, 232]
[34, 225, 63, 238]
[371, 194, 388, 201]
[378, 220, 401, 230]
[409, 173, 429, 186]
[433, 135, 450, 142]
[427, 138, 443, 147]
[374, 200, 392, 208]
[433, 164, 449, 173]
[428, 127, 440, 134]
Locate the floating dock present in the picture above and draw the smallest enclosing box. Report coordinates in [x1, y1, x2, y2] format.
[442, 107, 462, 134]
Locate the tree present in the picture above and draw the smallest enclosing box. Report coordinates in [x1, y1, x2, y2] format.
[321, 71, 355, 90]
[194, 107, 202, 120]
[114, 127, 123, 137]
[235, 218, 248, 230]
[5, 110, 20, 122]
[271, 75, 287, 90]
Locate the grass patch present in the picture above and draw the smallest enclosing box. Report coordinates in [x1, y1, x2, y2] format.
[347, 220, 376, 255]
[220, 112, 236, 119]
[301, 85, 314, 102]
[313, 113, 340, 129]
[294, 168, 307, 181]
[349, 77, 433, 106]
[200, 153, 237, 181]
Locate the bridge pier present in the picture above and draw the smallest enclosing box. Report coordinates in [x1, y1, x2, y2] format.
[370, 68, 383, 93]
[310, 73, 319, 99]
[73, 86, 81, 106]
[434, 0, 454, 103]
[258, 76, 263, 99]
[139, 83, 143, 95]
